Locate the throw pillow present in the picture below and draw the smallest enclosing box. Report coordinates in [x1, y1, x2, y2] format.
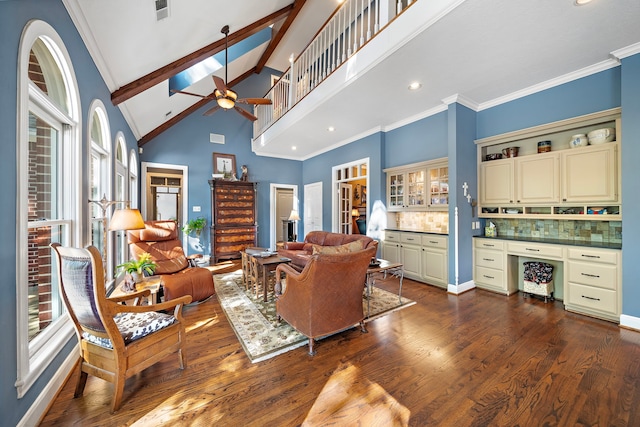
[311, 240, 364, 255]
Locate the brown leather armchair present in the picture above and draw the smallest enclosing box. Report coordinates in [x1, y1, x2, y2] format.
[128, 220, 215, 302]
[275, 246, 377, 355]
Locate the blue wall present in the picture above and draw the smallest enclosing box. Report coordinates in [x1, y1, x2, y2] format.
[384, 111, 448, 168]
[621, 54, 640, 317]
[139, 69, 302, 252]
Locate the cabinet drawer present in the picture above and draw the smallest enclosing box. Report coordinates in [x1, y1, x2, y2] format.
[475, 249, 503, 270]
[475, 266, 504, 288]
[567, 247, 618, 264]
[507, 242, 563, 259]
[383, 231, 400, 242]
[474, 239, 504, 250]
[400, 233, 421, 245]
[567, 261, 617, 290]
[422, 234, 448, 249]
[567, 282, 617, 314]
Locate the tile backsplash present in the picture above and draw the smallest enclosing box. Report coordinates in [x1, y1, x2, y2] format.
[487, 218, 622, 244]
[393, 211, 449, 233]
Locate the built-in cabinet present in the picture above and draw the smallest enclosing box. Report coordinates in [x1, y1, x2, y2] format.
[473, 237, 621, 323]
[476, 108, 621, 220]
[382, 230, 448, 288]
[384, 158, 448, 211]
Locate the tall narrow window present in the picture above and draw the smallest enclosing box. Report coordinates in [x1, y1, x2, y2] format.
[17, 21, 81, 397]
[129, 149, 139, 209]
[88, 101, 111, 274]
[115, 134, 128, 267]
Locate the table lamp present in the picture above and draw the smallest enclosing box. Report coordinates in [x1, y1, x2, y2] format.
[288, 210, 301, 241]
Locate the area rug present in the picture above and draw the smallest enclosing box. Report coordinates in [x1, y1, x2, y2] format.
[214, 270, 415, 363]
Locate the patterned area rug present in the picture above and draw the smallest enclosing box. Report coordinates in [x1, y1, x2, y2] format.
[214, 270, 415, 363]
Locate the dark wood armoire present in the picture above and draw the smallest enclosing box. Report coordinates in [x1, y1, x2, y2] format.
[208, 180, 257, 263]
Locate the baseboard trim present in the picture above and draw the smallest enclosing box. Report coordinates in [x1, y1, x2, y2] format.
[620, 314, 640, 332]
[447, 280, 476, 295]
[18, 344, 78, 427]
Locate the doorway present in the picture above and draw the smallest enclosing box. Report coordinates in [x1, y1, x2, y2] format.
[270, 183, 298, 249]
[141, 162, 189, 250]
[332, 158, 369, 234]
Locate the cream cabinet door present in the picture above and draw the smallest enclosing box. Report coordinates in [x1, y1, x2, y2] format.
[561, 144, 618, 203]
[382, 242, 401, 264]
[516, 153, 560, 204]
[422, 247, 447, 288]
[480, 160, 514, 205]
[401, 244, 421, 279]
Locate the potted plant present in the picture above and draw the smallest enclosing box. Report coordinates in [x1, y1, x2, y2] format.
[182, 217, 206, 236]
[116, 252, 157, 283]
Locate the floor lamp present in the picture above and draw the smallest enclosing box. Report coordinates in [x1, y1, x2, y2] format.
[89, 195, 145, 278]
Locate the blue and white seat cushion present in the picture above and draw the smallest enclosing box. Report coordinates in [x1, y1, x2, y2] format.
[82, 312, 176, 349]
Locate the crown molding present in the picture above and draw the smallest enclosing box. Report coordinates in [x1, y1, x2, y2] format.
[611, 42, 640, 60]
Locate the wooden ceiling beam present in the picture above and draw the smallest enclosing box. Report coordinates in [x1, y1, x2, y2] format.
[256, 0, 307, 74]
[111, 5, 294, 106]
[138, 67, 258, 146]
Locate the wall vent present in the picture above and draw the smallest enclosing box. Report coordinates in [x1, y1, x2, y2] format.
[210, 133, 225, 144]
[155, 0, 169, 21]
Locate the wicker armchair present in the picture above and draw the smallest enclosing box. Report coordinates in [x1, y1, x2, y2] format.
[275, 246, 376, 355]
[51, 243, 191, 413]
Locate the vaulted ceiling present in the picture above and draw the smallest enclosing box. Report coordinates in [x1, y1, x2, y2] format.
[63, 0, 640, 161]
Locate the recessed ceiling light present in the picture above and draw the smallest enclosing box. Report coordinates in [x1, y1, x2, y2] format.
[408, 82, 422, 91]
[574, 0, 592, 5]
[292, 146, 297, 150]
[328, 126, 335, 132]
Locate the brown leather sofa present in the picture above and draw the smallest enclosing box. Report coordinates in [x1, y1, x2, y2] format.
[278, 231, 378, 268]
[275, 245, 377, 355]
[128, 220, 215, 302]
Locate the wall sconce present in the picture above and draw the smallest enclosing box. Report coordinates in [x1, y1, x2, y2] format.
[462, 182, 477, 217]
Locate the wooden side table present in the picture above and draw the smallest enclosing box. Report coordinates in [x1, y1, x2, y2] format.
[110, 276, 163, 305]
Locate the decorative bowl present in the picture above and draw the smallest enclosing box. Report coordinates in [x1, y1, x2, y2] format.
[587, 127, 615, 145]
[569, 134, 588, 148]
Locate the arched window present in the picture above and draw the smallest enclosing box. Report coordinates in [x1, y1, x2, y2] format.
[114, 133, 128, 266]
[88, 100, 111, 272]
[16, 20, 81, 396]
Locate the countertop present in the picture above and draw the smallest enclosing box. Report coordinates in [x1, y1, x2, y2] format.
[474, 235, 622, 250]
[384, 228, 448, 236]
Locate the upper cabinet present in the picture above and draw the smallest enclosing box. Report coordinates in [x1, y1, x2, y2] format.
[385, 158, 448, 212]
[476, 108, 621, 220]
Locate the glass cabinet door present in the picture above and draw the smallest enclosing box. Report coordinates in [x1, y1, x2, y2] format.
[429, 166, 449, 206]
[407, 170, 425, 207]
[389, 173, 404, 208]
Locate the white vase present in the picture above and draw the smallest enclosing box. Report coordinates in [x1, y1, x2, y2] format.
[131, 271, 143, 283]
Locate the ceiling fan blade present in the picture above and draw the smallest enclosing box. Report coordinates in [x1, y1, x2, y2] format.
[237, 98, 272, 105]
[203, 105, 221, 116]
[171, 89, 211, 99]
[212, 75, 229, 93]
[234, 106, 258, 122]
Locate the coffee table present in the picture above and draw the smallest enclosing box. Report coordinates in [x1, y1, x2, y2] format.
[252, 254, 292, 302]
[365, 259, 404, 316]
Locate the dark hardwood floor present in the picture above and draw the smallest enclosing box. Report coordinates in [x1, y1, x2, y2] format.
[40, 260, 640, 426]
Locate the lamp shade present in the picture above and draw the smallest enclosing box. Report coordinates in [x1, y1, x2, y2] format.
[109, 208, 145, 231]
[351, 208, 360, 217]
[288, 210, 301, 221]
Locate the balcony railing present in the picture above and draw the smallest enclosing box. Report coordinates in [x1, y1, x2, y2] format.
[254, 0, 415, 138]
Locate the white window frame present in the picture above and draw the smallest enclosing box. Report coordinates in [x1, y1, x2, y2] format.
[114, 133, 128, 267]
[16, 20, 81, 398]
[129, 149, 139, 209]
[87, 100, 112, 275]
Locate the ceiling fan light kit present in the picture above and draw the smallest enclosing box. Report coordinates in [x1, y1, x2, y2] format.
[172, 24, 271, 121]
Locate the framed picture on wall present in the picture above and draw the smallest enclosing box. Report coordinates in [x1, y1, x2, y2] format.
[361, 185, 367, 205]
[213, 153, 236, 179]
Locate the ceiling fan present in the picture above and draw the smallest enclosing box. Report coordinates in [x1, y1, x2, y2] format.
[171, 25, 272, 121]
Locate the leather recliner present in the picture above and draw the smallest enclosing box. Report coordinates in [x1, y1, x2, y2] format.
[127, 220, 215, 302]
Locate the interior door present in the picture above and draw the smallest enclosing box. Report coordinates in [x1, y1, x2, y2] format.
[339, 183, 353, 234]
[276, 188, 293, 241]
[304, 182, 322, 235]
